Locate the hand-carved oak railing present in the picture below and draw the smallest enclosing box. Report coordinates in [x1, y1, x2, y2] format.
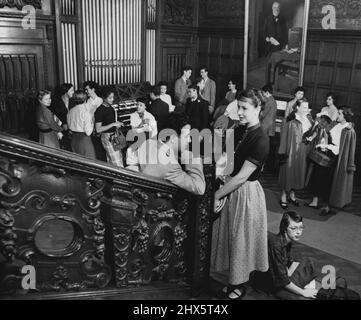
[0, 133, 214, 298]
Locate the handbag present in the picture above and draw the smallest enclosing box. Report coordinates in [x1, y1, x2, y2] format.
[110, 128, 127, 151]
[308, 149, 336, 168]
[317, 278, 360, 300]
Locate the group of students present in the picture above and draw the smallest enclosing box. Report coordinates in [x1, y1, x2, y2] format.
[278, 89, 357, 216]
[36, 82, 127, 167]
[34, 65, 223, 170]
[33, 71, 357, 301]
[33, 73, 218, 196]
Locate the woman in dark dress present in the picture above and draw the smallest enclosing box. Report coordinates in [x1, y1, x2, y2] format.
[213, 90, 270, 300]
[50, 83, 74, 151]
[95, 86, 124, 167]
[36, 90, 63, 149]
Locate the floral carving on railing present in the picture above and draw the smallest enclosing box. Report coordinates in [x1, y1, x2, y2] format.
[0, 134, 215, 297]
[41, 266, 87, 292]
[0, 156, 112, 295]
[132, 220, 150, 254]
[107, 188, 190, 287]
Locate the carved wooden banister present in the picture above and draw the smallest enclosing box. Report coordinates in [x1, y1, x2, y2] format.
[0, 133, 214, 298]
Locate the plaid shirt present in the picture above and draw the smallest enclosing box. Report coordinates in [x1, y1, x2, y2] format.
[268, 233, 294, 288]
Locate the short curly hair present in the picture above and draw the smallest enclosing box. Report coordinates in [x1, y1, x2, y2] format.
[101, 86, 115, 100]
[38, 90, 51, 102]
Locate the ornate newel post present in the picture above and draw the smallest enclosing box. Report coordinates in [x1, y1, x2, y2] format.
[188, 164, 215, 297]
[102, 181, 191, 288]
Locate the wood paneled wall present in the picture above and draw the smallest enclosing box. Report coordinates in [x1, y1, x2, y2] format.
[0, 1, 57, 134]
[197, 0, 245, 102]
[0, 1, 57, 90]
[156, 0, 198, 92]
[304, 29, 361, 184]
[156, 0, 245, 103]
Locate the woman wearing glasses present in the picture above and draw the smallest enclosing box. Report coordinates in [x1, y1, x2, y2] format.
[267, 212, 318, 300]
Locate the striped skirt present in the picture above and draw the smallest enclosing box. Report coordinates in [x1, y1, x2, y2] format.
[101, 133, 124, 168]
[211, 181, 269, 285]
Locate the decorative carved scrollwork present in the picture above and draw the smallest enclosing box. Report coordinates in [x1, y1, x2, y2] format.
[196, 165, 214, 275]
[147, 208, 178, 223]
[86, 216, 106, 257]
[128, 258, 148, 286]
[174, 223, 187, 258]
[132, 219, 149, 254]
[107, 185, 190, 288]
[40, 166, 67, 178]
[112, 227, 131, 287]
[87, 178, 105, 210]
[0, 0, 42, 10]
[0, 159, 22, 198]
[133, 189, 150, 205]
[0, 156, 112, 296]
[153, 262, 170, 280]
[0, 209, 17, 262]
[41, 266, 87, 292]
[80, 252, 112, 289]
[176, 199, 189, 216]
[110, 187, 133, 200]
[50, 195, 77, 211]
[1, 191, 80, 215]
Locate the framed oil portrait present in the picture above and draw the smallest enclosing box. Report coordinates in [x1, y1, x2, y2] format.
[244, 0, 310, 99]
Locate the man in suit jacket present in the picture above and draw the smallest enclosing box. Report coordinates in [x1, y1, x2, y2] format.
[126, 112, 206, 195]
[174, 66, 192, 113]
[260, 85, 278, 171]
[260, 85, 278, 137]
[200, 66, 216, 114]
[149, 86, 170, 133]
[264, 2, 288, 55]
[264, 2, 288, 83]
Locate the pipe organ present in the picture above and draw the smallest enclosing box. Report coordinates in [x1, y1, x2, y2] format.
[146, 0, 157, 85]
[81, 0, 143, 85]
[60, 0, 79, 87]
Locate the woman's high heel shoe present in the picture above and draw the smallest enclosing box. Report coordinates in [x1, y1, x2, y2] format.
[279, 200, 289, 211]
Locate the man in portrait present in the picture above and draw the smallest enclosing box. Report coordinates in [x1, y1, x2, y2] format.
[264, 2, 289, 83]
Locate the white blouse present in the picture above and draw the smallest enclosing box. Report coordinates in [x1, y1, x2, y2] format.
[328, 122, 349, 156]
[160, 94, 175, 112]
[295, 114, 312, 134]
